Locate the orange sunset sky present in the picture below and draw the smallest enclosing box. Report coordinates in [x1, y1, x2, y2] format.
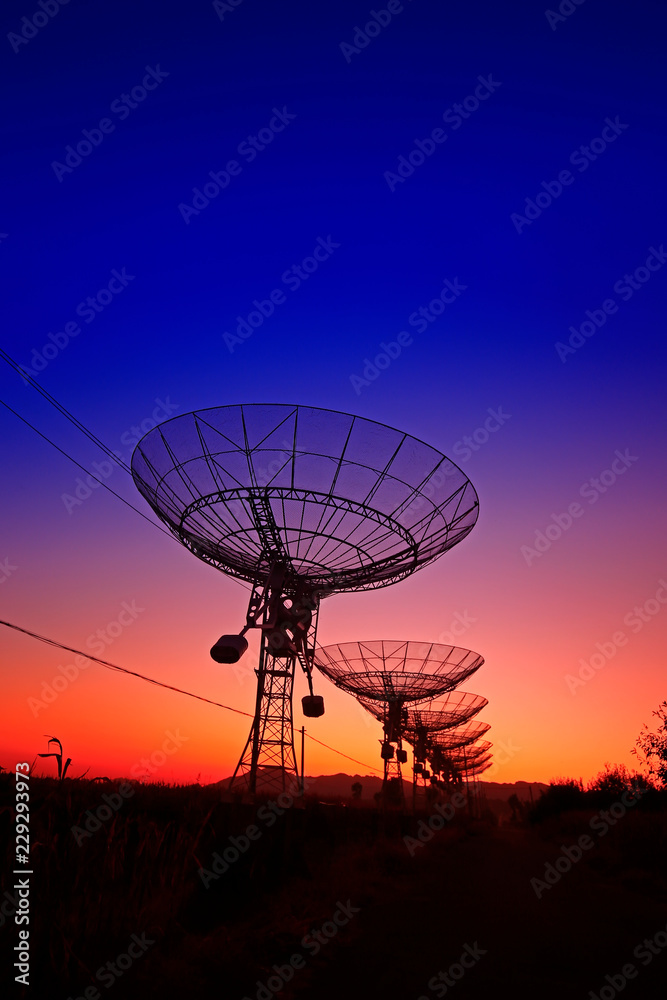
[2, 389, 665, 787]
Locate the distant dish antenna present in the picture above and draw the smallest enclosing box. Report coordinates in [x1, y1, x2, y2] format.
[405, 691, 489, 749]
[314, 640, 484, 802]
[436, 740, 492, 767]
[132, 404, 479, 794]
[461, 759, 492, 777]
[401, 692, 489, 791]
[420, 720, 490, 751]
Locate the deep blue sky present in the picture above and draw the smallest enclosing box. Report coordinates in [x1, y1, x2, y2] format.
[2, 0, 665, 437]
[1, 0, 666, 780]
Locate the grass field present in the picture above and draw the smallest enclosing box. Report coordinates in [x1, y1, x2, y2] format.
[1, 775, 666, 998]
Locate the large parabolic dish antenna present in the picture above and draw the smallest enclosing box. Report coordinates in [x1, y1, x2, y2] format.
[131, 404, 479, 593]
[313, 640, 484, 702]
[131, 404, 480, 795]
[406, 691, 489, 733]
[406, 706, 491, 792]
[313, 640, 484, 799]
[360, 689, 488, 771]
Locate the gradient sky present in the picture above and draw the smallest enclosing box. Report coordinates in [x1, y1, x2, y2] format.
[1, 0, 666, 785]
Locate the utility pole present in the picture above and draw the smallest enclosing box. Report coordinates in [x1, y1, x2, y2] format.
[300, 725, 305, 794]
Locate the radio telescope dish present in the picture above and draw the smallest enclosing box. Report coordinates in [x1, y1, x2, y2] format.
[462, 759, 492, 777]
[406, 691, 489, 732]
[313, 640, 484, 803]
[131, 404, 479, 593]
[424, 721, 490, 750]
[314, 640, 483, 703]
[408, 722, 491, 789]
[131, 405, 480, 795]
[431, 752, 493, 789]
[362, 690, 488, 731]
[448, 754, 493, 786]
[443, 740, 492, 763]
[424, 739, 493, 810]
[397, 693, 489, 801]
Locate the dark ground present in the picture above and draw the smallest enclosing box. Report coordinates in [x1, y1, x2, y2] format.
[2, 780, 666, 999]
[290, 824, 667, 999]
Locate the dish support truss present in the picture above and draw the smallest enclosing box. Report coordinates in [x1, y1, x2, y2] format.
[228, 561, 322, 795]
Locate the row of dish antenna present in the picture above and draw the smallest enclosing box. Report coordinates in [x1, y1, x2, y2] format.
[130, 403, 492, 797]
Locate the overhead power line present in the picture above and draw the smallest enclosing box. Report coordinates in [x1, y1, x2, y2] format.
[0, 348, 132, 473]
[302, 733, 383, 773]
[0, 397, 175, 542]
[0, 396, 248, 590]
[0, 619, 383, 774]
[0, 375, 386, 775]
[1, 618, 252, 717]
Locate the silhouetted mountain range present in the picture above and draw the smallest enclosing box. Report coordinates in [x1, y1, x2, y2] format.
[217, 772, 548, 802]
